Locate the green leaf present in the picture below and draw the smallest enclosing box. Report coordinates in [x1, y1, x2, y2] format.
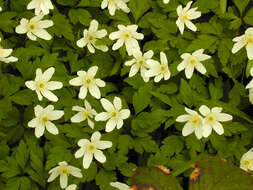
[160, 136, 184, 158]
[133, 83, 152, 114]
[187, 35, 218, 52]
[51, 13, 74, 41]
[0, 12, 17, 33]
[10, 89, 35, 105]
[131, 166, 183, 190]
[15, 140, 29, 170]
[68, 9, 92, 26]
[77, 0, 101, 7]
[209, 78, 223, 100]
[218, 39, 232, 65]
[233, 0, 250, 15]
[246, 60, 253, 78]
[129, 0, 151, 22]
[131, 109, 167, 136]
[95, 169, 116, 190]
[57, 0, 78, 6]
[0, 157, 21, 178]
[220, 0, 227, 14]
[133, 136, 159, 154]
[189, 157, 253, 190]
[179, 79, 194, 106]
[244, 6, 253, 25]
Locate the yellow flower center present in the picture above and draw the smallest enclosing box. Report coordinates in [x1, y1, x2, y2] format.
[243, 158, 253, 169]
[109, 0, 116, 3]
[182, 13, 190, 21]
[82, 76, 94, 87]
[188, 57, 198, 67]
[245, 36, 253, 45]
[86, 142, 97, 153]
[0, 46, 5, 56]
[59, 166, 70, 175]
[136, 57, 147, 68]
[160, 64, 167, 74]
[36, 80, 47, 91]
[40, 115, 49, 125]
[189, 116, 201, 127]
[86, 32, 96, 43]
[28, 22, 37, 32]
[122, 31, 132, 40]
[206, 113, 217, 124]
[109, 109, 119, 120]
[82, 110, 90, 119]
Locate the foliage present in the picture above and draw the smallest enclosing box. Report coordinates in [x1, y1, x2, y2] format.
[0, 0, 253, 189]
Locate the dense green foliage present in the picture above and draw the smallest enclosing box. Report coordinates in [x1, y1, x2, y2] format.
[0, 0, 253, 189]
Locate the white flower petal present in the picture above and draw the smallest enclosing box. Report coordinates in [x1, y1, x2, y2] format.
[119, 109, 130, 119]
[89, 85, 101, 99]
[71, 112, 85, 123]
[75, 148, 85, 158]
[35, 126, 45, 138]
[96, 141, 112, 150]
[105, 119, 117, 132]
[199, 105, 210, 116]
[91, 131, 101, 142]
[100, 98, 114, 111]
[95, 112, 109, 121]
[45, 122, 59, 135]
[216, 113, 233, 122]
[212, 122, 224, 135]
[69, 166, 82, 178]
[83, 153, 93, 169]
[113, 97, 122, 110]
[94, 150, 106, 163]
[47, 81, 63, 90]
[41, 90, 58, 102]
[60, 173, 68, 189]
[182, 123, 195, 136]
[79, 86, 88, 99]
[176, 114, 190, 122]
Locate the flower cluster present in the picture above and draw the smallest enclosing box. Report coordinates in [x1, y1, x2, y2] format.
[176, 105, 233, 139]
[0, 0, 251, 189]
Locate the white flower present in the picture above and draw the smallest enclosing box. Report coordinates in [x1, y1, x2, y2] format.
[199, 105, 233, 137]
[145, 52, 171, 82]
[15, 14, 53, 41]
[71, 100, 97, 129]
[163, 0, 170, 4]
[232, 28, 253, 60]
[75, 131, 112, 169]
[109, 24, 144, 56]
[246, 67, 253, 89]
[0, 38, 18, 63]
[110, 182, 129, 190]
[0, 7, 2, 11]
[27, 0, 54, 15]
[240, 148, 253, 172]
[176, 1, 201, 34]
[249, 88, 253, 104]
[69, 66, 105, 99]
[176, 107, 203, 139]
[47, 161, 82, 189]
[66, 184, 77, 190]
[101, 0, 130, 16]
[28, 105, 64, 138]
[25, 67, 63, 102]
[76, 19, 108, 53]
[125, 50, 154, 82]
[177, 49, 211, 79]
[95, 97, 130, 132]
